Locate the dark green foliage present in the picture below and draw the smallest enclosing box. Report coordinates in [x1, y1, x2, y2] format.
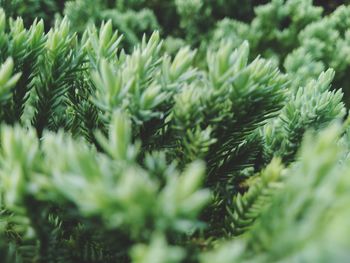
[212, 0, 323, 63]
[285, 5, 350, 105]
[0, 11, 45, 123]
[0, 0, 64, 27]
[315, 0, 350, 13]
[64, 0, 160, 50]
[224, 158, 283, 236]
[62, 0, 269, 47]
[211, 0, 350, 108]
[32, 18, 85, 136]
[201, 123, 350, 262]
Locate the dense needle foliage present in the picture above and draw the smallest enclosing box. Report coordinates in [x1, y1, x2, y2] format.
[0, 0, 350, 262]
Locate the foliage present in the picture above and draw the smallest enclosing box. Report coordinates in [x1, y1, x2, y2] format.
[212, 0, 323, 63]
[285, 5, 350, 102]
[0, 1, 350, 262]
[0, 0, 64, 27]
[262, 69, 345, 163]
[212, 1, 350, 107]
[202, 123, 350, 262]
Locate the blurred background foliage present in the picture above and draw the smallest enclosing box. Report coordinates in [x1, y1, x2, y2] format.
[2, 0, 350, 64]
[0, 0, 348, 55]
